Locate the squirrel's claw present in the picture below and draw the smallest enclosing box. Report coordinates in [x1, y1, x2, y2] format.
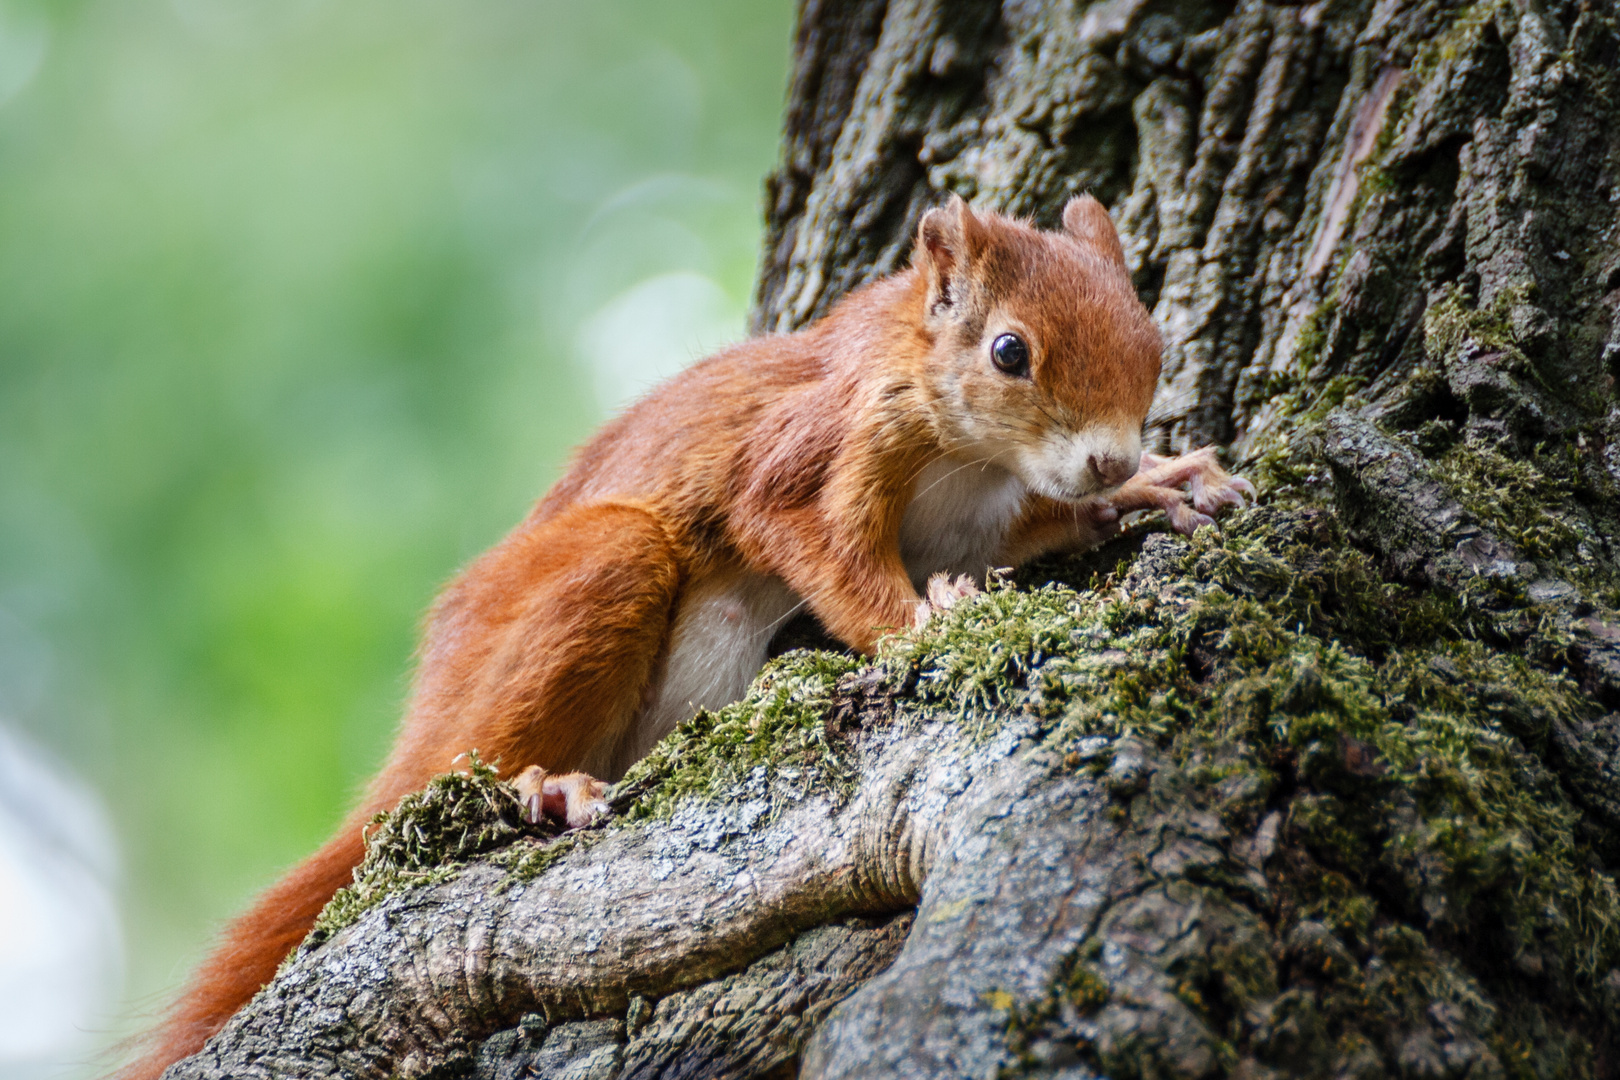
[513, 765, 611, 829]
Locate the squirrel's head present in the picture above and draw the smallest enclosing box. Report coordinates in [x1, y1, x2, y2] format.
[911, 194, 1161, 501]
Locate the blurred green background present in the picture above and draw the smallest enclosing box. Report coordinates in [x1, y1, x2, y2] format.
[0, 0, 793, 1065]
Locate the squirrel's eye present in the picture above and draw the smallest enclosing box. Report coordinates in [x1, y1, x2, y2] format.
[991, 333, 1030, 377]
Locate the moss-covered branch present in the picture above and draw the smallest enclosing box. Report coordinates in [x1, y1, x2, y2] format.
[169, 505, 1619, 1078]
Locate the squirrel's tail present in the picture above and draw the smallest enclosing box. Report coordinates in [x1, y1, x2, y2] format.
[117, 817, 369, 1080]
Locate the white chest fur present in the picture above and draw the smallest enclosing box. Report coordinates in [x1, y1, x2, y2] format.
[897, 456, 1028, 588]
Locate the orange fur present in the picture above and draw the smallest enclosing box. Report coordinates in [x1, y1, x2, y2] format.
[119, 196, 1249, 1079]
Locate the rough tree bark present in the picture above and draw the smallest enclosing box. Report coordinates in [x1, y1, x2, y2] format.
[166, 0, 1620, 1076]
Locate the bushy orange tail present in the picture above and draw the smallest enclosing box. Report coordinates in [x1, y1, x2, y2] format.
[118, 818, 368, 1080]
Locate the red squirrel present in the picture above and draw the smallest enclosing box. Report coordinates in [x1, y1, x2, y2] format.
[122, 194, 1250, 1079]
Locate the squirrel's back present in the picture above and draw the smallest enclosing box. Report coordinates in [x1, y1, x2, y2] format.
[531, 271, 926, 534]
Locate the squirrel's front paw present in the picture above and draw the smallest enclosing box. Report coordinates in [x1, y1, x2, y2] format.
[913, 572, 980, 630]
[513, 765, 610, 829]
[1104, 447, 1255, 535]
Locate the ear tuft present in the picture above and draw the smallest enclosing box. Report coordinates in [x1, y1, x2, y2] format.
[915, 194, 983, 313]
[1061, 194, 1128, 274]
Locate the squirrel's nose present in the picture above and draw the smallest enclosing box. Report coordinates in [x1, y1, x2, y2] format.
[1088, 453, 1137, 488]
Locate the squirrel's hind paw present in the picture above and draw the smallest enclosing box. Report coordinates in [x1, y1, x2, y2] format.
[513, 765, 610, 829]
[913, 573, 980, 629]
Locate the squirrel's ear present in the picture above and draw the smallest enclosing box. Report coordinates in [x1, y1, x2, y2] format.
[1061, 195, 1128, 274]
[915, 194, 985, 315]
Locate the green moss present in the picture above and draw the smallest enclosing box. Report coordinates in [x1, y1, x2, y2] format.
[1298, 870, 1379, 954]
[1423, 281, 1615, 418]
[991, 952, 1115, 1076]
[1407, 289, 1617, 596]
[287, 496, 1614, 1078]
[494, 830, 595, 883]
[1247, 364, 1368, 510]
[1310, 644, 1616, 984]
[881, 574, 1103, 731]
[880, 512, 1463, 763]
[305, 754, 543, 948]
[1371, 0, 1508, 179]
[1423, 282, 1521, 361]
[615, 648, 862, 823]
[1064, 961, 1112, 1013]
[1226, 276, 1365, 502]
[1435, 438, 1597, 565]
[966, 507, 1619, 1075]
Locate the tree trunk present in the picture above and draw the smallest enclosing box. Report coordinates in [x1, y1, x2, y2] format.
[166, 0, 1620, 1076]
